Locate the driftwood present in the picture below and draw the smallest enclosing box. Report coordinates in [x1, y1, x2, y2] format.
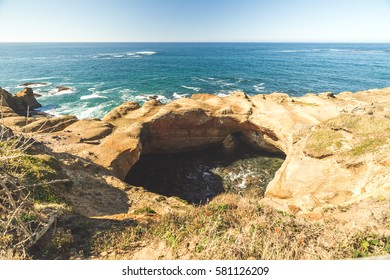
[0, 174, 68, 257]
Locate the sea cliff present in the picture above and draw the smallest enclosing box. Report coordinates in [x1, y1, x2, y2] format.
[1, 86, 390, 259]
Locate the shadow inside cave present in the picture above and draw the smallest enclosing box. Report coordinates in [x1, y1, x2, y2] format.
[125, 139, 285, 205]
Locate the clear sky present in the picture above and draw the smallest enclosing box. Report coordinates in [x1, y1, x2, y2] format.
[0, 0, 390, 42]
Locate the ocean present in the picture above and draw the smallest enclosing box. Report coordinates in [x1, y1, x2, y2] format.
[0, 42, 389, 119]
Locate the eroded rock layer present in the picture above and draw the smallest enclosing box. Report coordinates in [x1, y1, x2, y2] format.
[2, 86, 390, 213]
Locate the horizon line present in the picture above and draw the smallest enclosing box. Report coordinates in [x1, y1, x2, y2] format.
[1, 41, 390, 44]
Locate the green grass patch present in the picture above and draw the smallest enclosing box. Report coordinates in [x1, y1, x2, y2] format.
[304, 115, 390, 159]
[18, 154, 61, 183]
[304, 128, 343, 158]
[133, 207, 157, 215]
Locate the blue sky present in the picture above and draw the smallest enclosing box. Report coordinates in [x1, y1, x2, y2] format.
[0, 0, 390, 42]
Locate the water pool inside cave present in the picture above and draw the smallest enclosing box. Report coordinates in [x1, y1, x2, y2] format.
[125, 141, 285, 205]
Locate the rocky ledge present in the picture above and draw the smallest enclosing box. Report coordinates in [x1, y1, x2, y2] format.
[1, 86, 390, 218]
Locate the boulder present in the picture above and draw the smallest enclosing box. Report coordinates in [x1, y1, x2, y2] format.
[14, 87, 42, 110]
[0, 87, 25, 114]
[23, 115, 78, 133]
[64, 119, 113, 141]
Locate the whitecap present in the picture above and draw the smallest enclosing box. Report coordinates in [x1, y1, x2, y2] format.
[45, 101, 114, 119]
[253, 83, 265, 93]
[18, 77, 57, 81]
[193, 77, 209, 83]
[328, 48, 347, 52]
[181, 85, 201, 92]
[119, 89, 137, 94]
[134, 94, 171, 103]
[278, 50, 299, 53]
[80, 92, 108, 100]
[119, 89, 138, 101]
[216, 92, 231, 98]
[193, 77, 218, 83]
[16, 82, 52, 88]
[135, 51, 157, 55]
[173, 92, 189, 99]
[100, 87, 122, 94]
[219, 81, 235, 87]
[49, 87, 75, 95]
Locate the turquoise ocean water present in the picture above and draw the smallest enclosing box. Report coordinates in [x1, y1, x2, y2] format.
[0, 43, 389, 119]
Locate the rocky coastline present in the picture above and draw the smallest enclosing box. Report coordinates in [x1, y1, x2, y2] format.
[1, 85, 390, 259]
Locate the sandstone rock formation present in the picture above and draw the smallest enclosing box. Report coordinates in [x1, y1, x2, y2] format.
[1, 87, 41, 115]
[1, 86, 390, 216]
[14, 87, 42, 110]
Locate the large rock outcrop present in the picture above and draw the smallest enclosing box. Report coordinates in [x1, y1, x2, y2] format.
[1, 86, 390, 214]
[14, 87, 42, 110]
[0, 87, 41, 115]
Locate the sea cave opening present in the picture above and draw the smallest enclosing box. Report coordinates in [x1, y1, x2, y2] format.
[125, 131, 285, 205]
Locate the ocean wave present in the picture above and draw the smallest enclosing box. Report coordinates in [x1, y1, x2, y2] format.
[92, 51, 156, 60]
[119, 89, 138, 101]
[80, 92, 108, 100]
[17, 77, 57, 81]
[253, 83, 265, 93]
[194, 77, 234, 87]
[173, 92, 189, 99]
[134, 94, 171, 103]
[49, 86, 76, 95]
[44, 101, 114, 119]
[193, 77, 216, 83]
[275, 49, 316, 53]
[119, 89, 137, 94]
[17, 82, 52, 88]
[135, 51, 157, 55]
[98, 87, 122, 94]
[216, 92, 231, 98]
[92, 53, 139, 59]
[181, 85, 201, 92]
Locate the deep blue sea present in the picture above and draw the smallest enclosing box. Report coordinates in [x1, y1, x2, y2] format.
[1, 43, 389, 119]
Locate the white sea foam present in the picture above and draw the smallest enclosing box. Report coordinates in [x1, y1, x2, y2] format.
[119, 89, 138, 101]
[99, 87, 122, 94]
[135, 51, 157, 55]
[119, 89, 137, 94]
[193, 77, 216, 83]
[194, 77, 240, 89]
[80, 92, 108, 100]
[16, 82, 52, 88]
[18, 77, 57, 81]
[181, 85, 200, 92]
[253, 83, 265, 93]
[93, 51, 156, 60]
[219, 81, 235, 87]
[134, 94, 171, 103]
[216, 92, 231, 98]
[49, 87, 76, 95]
[45, 101, 114, 119]
[173, 92, 189, 99]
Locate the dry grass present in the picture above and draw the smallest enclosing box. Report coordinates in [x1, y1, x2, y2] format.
[90, 193, 390, 260]
[0, 126, 68, 259]
[304, 114, 390, 159]
[304, 128, 343, 158]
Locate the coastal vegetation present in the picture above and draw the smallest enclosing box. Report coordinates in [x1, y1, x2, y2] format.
[0, 125, 69, 259]
[304, 114, 390, 159]
[35, 193, 390, 260]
